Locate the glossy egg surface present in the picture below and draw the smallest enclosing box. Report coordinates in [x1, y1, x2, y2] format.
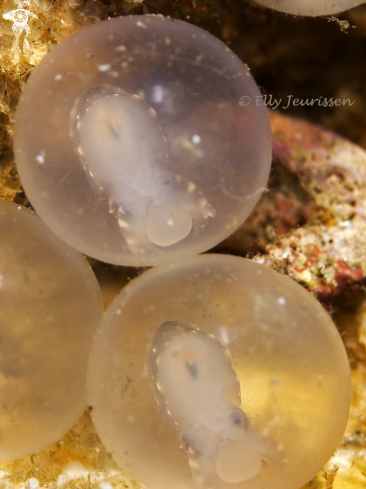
[255, 0, 363, 16]
[0, 199, 104, 461]
[14, 15, 271, 266]
[88, 254, 351, 489]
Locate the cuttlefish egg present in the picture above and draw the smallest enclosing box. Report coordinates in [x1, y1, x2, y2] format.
[0, 199, 103, 461]
[14, 15, 271, 267]
[255, 0, 363, 16]
[88, 254, 351, 489]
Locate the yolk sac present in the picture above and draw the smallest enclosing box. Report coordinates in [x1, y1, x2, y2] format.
[254, 0, 364, 16]
[0, 199, 103, 461]
[14, 15, 271, 266]
[88, 254, 351, 489]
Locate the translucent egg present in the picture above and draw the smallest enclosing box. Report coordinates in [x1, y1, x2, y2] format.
[88, 254, 351, 489]
[14, 15, 271, 267]
[0, 199, 104, 461]
[255, 0, 363, 16]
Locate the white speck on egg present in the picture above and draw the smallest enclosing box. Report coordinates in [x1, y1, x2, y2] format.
[136, 21, 147, 29]
[116, 309, 122, 315]
[278, 297, 286, 305]
[98, 64, 111, 72]
[192, 134, 201, 144]
[35, 151, 46, 164]
[54, 74, 63, 81]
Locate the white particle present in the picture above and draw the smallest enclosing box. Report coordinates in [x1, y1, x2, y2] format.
[115, 45, 126, 51]
[167, 218, 174, 227]
[61, 461, 88, 480]
[99, 483, 113, 489]
[339, 220, 350, 227]
[98, 64, 111, 72]
[278, 297, 286, 305]
[54, 74, 62, 81]
[27, 478, 39, 489]
[137, 21, 147, 29]
[192, 134, 201, 144]
[116, 309, 122, 315]
[35, 150, 46, 164]
[35, 154, 45, 164]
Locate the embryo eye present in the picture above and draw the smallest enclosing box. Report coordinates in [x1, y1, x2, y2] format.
[229, 409, 247, 428]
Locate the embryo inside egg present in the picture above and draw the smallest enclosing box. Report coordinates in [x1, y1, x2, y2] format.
[88, 254, 351, 489]
[149, 321, 277, 486]
[255, 0, 363, 16]
[14, 15, 271, 266]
